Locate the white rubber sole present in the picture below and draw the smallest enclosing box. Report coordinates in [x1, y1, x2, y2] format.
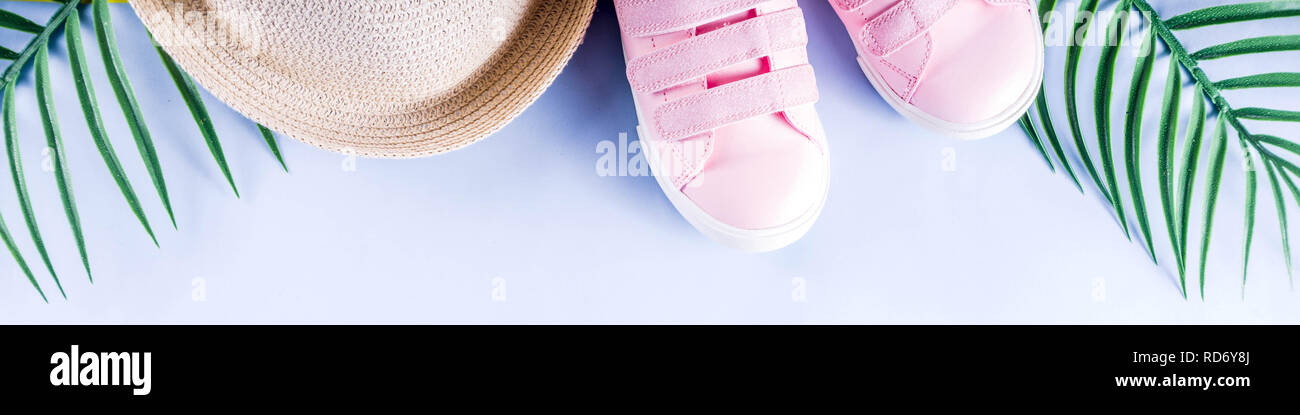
[853, 22, 1045, 140]
[631, 100, 830, 253]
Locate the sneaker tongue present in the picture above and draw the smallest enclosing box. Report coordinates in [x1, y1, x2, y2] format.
[706, 59, 767, 89]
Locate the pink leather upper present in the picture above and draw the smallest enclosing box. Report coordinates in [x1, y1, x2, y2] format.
[615, 0, 828, 231]
[830, 0, 1039, 124]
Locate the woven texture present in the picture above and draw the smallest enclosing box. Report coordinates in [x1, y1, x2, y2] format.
[132, 0, 596, 158]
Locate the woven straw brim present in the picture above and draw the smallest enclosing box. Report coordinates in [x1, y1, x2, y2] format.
[133, 0, 596, 159]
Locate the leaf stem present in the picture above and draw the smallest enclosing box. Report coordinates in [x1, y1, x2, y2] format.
[0, 0, 79, 86]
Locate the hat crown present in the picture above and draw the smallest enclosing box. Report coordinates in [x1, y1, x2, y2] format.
[135, 0, 595, 158]
[148, 0, 530, 103]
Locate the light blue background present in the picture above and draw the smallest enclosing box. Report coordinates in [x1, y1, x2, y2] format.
[1, 0, 1297, 322]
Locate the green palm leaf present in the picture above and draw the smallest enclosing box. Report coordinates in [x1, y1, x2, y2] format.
[0, 0, 83, 301]
[1157, 59, 1182, 274]
[1093, 1, 1132, 238]
[0, 8, 42, 33]
[1019, 115, 1054, 170]
[259, 124, 288, 172]
[92, 0, 175, 228]
[1240, 144, 1258, 299]
[1064, 0, 1111, 204]
[1262, 161, 1291, 284]
[66, 9, 158, 247]
[1, 0, 289, 300]
[1164, 1, 1300, 30]
[4, 79, 64, 299]
[1275, 163, 1300, 288]
[1256, 134, 1300, 155]
[2, 0, 77, 85]
[1175, 89, 1206, 296]
[1, 1, 84, 302]
[1022, 0, 1081, 191]
[1199, 118, 1229, 300]
[65, 8, 159, 249]
[35, 41, 92, 281]
[153, 39, 238, 197]
[1235, 108, 1300, 122]
[1215, 72, 1300, 90]
[1023, 0, 1300, 298]
[1192, 35, 1300, 60]
[0, 209, 42, 302]
[1123, 28, 1158, 261]
[1032, 87, 1081, 191]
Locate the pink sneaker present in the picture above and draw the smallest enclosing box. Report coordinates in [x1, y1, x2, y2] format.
[829, 0, 1044, 139]
[614, 0, 830, 252]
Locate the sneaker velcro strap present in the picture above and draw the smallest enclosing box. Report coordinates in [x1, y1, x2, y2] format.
[862, 0, 956, 57]
[627, 7, 808, 94]
[614, 0, 768, 37]
[653, 65, 818, 142]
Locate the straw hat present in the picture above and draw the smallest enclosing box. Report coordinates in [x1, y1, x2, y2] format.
[133, 0, 596, 158]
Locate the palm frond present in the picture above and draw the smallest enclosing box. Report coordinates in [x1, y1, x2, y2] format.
[1020, 115, 1055, 170]
[0, 8, 43, 34]
[1262, 161, 1290, 282]
[1, 0, 76, 84]
[1235, 107, 1300, 122]
[1093, 1, 1134, 239]
[1273, 161, 1300, 289]
[1163, 2, 1300, 29]
[1239, 140, 1258, 299]
[1191, 35, 1300, 60]
[1, 0, 288, 300]
[153, 38, 238, 197]
[35, 42, 91, 282]
[4, 79, 64, 298]
[0, 0, 80, 302]
[259, 124, 288, 172]
[1174, 87, 1205, 292]
[64, 7, 159, 247]
[1024, 0, 1300, 299]
[1156, 58, 1181, 273]
[1063, 0, 1113, 203]
[1020, 0, 1089, 191]
[1122, 25, 1158, 261]
[1198, 117, 1229, 300]
[0, 209, 42, 302]
[91, 0, 174, 228]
